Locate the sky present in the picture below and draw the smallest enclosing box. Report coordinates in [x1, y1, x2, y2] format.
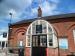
[0, 0, 75, 34]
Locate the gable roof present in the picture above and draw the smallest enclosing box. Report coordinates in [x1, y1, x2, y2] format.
[12, 13, 75, 25]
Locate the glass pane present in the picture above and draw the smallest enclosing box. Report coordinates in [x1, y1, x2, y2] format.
[42, 24, 47, 33]
[43, 36, 47, 46]
[39, 20, 47, 34]
[27, 36, 30, 46]
[49, 43, 53, 46]
[59, 38, 68, 49]
[32, 23, 36, 34]
[32, 37, 36, 46]
[36, 25, 42, 33]
[40, 36, 43, 46]
[49, 39, 53, 42]
[40, 36, 47, 47]
[32, 36, 39, 47]
[48, 34, 53, 46]
[35, 36, 38, 46]
[48, 34, 53, 42]
[28, 27, 31, 34]
[48, 24, 52, 33]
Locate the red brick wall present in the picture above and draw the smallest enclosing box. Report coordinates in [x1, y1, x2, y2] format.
[47, 48, 58, 56]
[8, 17, 75, 56]
[25, 48, 31, 56]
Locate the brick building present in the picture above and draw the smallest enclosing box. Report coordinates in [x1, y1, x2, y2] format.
[8, 7, 75, 56]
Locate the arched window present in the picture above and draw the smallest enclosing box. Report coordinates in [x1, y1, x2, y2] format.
[26, 20, 58, 48]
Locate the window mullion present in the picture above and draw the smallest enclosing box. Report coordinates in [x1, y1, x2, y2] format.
[47, 22, 49, 47]
[31, 24, 32, 47]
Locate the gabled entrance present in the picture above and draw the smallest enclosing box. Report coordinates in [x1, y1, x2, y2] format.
[26, 20, 58, 56]
[32, 35, 47, 56]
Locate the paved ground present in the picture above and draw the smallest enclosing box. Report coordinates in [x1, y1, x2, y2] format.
[0, 53, 6, 56]
[0, 48, 18, 56]
[0, 53, 18, 56]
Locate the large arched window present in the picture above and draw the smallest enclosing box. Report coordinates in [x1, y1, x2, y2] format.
[26, 20, 58, 48]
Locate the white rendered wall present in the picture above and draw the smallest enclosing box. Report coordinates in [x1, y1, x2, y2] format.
[0, 33, 8, 49]
[0, 34, 8, 41]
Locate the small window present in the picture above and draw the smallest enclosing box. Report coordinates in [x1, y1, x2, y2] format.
[32, 36, 38, 47]
[59, 38, 68, 49]
[40, 36, 47, 47]
[32, 24, 36, 34]
[26, 35, 31, 46]
[28, 27, 31, 34]
[36, 25, 42, 33]
[48, 34, 53, 47]
[42, 22, 47, 33]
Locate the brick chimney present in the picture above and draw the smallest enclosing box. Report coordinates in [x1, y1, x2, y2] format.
[38, 6, 42, 17]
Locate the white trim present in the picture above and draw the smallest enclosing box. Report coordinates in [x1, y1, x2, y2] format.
[59, 38, 68, 49]
[1, 41, 2, 47]
[5, 41, 6, 48]
[53, 34, 58, 48]
[25, 19, 58, 48]
[30, 24, 32, 56]
[73, 30, 75, 43]
[47, 22, 48, 47]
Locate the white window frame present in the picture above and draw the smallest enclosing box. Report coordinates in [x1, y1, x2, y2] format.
[26, 20, 58, 48]
[59, 38, 68, 49]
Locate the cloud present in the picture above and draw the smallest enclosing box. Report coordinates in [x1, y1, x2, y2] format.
[0, 27, 8, 34]
[41, 0, 60, 16]
[50, 0, 60, 3]
[5, 0, 32, 11]
[0, 0, 60, 33]
[29, 0, 60, 17]
[0, 0, 60, 22]
[0, 0, 33, 33]
[0, 0, 32, 18]
[68, 7, 75, 13]
[42, 1, 56, 16]
[0, 0, 33, 24]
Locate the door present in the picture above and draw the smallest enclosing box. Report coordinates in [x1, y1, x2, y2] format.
[32, 35, 47, 56]
[18, 48, 24, 56]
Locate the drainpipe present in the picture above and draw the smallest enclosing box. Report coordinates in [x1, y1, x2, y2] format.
[57, 37, 60, 56]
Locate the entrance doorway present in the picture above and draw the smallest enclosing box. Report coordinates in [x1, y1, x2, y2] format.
[32, 35, 47, 56]
[26, 20, 58, 56]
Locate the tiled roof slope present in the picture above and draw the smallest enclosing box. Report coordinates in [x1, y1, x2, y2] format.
[12, 13, 75, 25]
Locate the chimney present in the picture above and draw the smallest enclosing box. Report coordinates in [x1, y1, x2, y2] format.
[38, 6, 42, 17]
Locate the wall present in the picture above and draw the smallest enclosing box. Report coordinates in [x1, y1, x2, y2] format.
[8, 17, 75, 56]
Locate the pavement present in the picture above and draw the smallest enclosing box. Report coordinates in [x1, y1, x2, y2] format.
[0, 53, 6, 56]
[0, 53, 18, 56]
[0, 48, 18, 56]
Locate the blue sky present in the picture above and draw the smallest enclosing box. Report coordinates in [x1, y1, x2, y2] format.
[0, 0, 75, 33]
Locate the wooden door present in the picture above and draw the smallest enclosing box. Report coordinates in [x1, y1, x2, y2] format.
[32, 35, 47, 56]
